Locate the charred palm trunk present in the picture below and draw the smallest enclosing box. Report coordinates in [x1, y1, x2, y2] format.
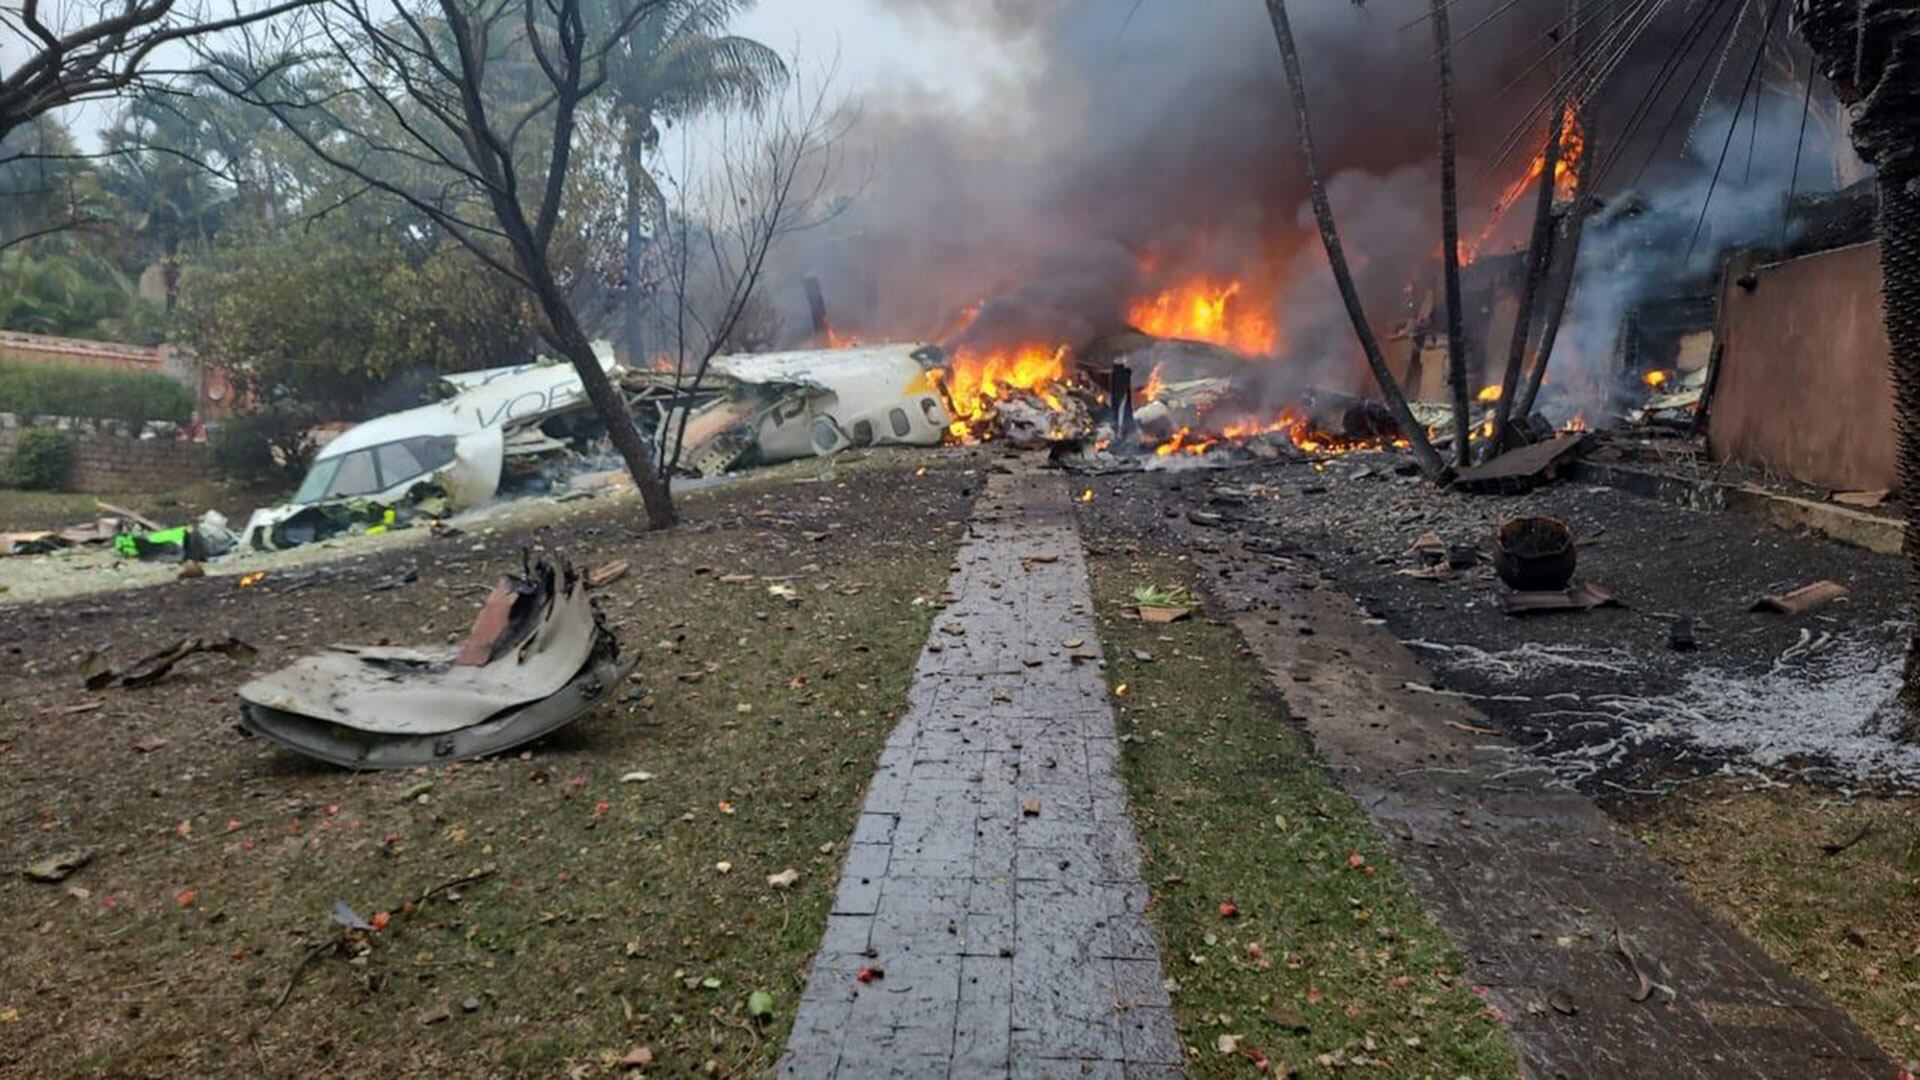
[1432, 0, 1471, 467]
[1492, 103, 1565, 449]
[1514, 185, 1590, 420]
[1883, 179, 1920, 734]
[1515, 107, 1596, 422]
[1794, 0, 1920, 734]
[1263, 0, 1452, 481]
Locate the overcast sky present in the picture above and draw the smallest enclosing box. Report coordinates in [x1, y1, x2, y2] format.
[729, 0, 1026, 112]
[28, 0, 1016, 147]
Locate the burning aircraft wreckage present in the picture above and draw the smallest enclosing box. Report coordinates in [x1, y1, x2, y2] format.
[237, 298, 1550, 550]
[8, 293, 1607, 573]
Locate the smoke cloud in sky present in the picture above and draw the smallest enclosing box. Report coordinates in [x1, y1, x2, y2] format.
[760, 0, 1855, 408]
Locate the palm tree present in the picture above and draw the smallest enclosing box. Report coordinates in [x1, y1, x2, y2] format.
[1793, 0, 1920, 736]
[97, 95, 234, 311]
[0, 117, 108, 252]
[600, 0, 786, 365]
[1261, 0, 1450, 481]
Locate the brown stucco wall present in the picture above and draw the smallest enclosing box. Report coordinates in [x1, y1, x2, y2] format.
[1706, 241, 1897, 493]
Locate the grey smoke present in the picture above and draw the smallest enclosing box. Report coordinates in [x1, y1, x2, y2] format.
[1549, 95, 1854, 417]
[769, 0, 1843, 416]
[770, 1, 1552, 380]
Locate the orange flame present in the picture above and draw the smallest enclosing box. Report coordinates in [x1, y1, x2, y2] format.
[934, 301, 984, 345]
[823, 325, 861, 349]
[1127, 279, 1279, 356]
[1642, 369, 1671, 388]
[1140, 364, 1167, 403]
[932, 343, 1072, 441]
[1149, 405, 1411, 459]
[1154, 426, 1217, 457]
[1461, 110, 1586, 265]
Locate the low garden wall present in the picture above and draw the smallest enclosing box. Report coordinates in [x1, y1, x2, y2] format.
[0, 425, 215, 494]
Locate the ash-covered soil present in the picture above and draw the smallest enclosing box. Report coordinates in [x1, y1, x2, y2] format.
[1073, 450, 1918, 794]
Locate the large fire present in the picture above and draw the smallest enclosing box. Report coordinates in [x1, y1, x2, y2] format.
[930, 343, 1073, 440]
[1150, 406, 1406, 458]
[1127, 279, 1280, 356]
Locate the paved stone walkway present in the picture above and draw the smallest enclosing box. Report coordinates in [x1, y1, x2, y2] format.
[780, 472, 1182, 1079]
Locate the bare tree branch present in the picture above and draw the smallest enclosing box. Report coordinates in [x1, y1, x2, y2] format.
[0, 0, 321, 141]
[638, 59, 855, 480]
[202, 0, 684, 527]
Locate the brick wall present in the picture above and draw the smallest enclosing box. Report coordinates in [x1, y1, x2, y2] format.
[0, 330, 170, 374]
[0, 426, 216, 493]
[0, 330, 237, 418]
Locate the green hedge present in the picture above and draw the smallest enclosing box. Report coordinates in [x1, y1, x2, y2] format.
[3, 428, 75, 490]
[0, 361, 194, 428]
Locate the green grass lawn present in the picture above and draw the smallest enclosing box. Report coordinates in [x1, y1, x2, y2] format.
[1632, 783, 1920, 1069]
[1087, 551, 1519, 1078]
[0, 457, 971, 1076]
[0, 479, 280, 532]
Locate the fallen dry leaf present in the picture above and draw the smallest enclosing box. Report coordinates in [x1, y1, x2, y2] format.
[1833, 488, 1889, 509]
[767, 868, 801, 890]
[23, 849, 92, 883]
[586, 560, 631, 589]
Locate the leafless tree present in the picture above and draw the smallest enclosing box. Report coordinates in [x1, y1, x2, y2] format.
[639, 63, 854, 483]
[0, 0, 316, 142]
[203, 0, 685, 528]
[1261, 0, 1450, 481]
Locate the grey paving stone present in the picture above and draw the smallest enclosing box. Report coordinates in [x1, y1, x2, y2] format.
[780, 473, 1178, 1077]
[819, 913, 875, 959]
[853, 812, 900, 847]
[1115, 1007, 1182, 1065]
[1011, 1055, 1124, 1080]
[1110, 959, 1171, 1011]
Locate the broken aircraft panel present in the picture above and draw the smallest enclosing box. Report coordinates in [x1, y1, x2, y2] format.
[237, 554, 631, 769]
[635, 343, 954, 473]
